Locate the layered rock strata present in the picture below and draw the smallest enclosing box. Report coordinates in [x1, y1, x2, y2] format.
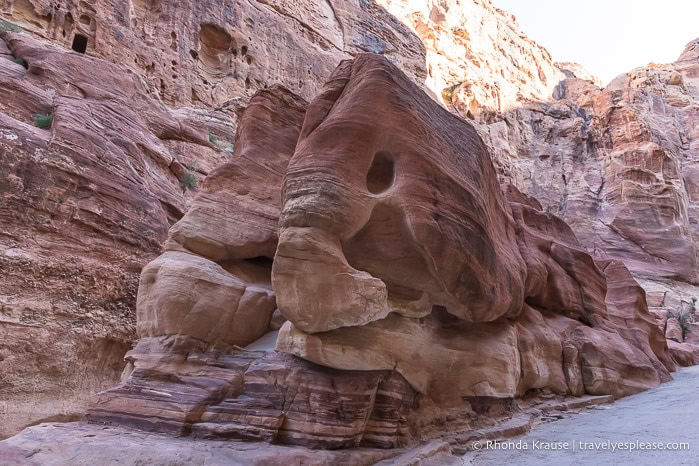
[376, 0, 566, 115]
[90, 54, 678, 448]
[4, 0, 698, 444]
[0, 31, 231, 437]
[90, 83, 418, 449]
[2, 0, 572, 437]
[468, 38, 699, 353]
[0, 0, 426, 106]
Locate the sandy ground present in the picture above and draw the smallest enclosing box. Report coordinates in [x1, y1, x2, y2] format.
[454, 365, 699, 465]
[2, 366, 697, 465]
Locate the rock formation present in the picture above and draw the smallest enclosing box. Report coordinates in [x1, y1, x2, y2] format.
[463, 37, 699, 365]
[88, 54, 676, 449]
[0, 0, 429, 437]
[0, 29, 236, 437]
[2, 0, 699, 448]
[88, 81, 419, 449]
[376, 0, 566, 115]
[0, 0, 426, 106]
[363, 3, 699, 359]
[0, 0, 602, 437]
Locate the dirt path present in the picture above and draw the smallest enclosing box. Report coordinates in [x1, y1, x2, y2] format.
[2, 368, 697, 465]
[454, 365, 699, 465]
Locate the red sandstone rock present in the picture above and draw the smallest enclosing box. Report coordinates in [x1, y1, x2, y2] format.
[274, 55, 672, 408]
[0, 31, 228, 437]
[377, 0, 567, 115]
[137, 86, 306, 348]
[667, 340, 699, 367]
[0, 0, 426, 107]
[475, 37, 699, 331]
[3, 0, 698, 450]
[595, 259, 675, 378]
[273, 54, 527, 334]
[666, 318, 684, 343]
[82, 52, 680, 450]
[90, 336, 418, 449]
[0, 2, 433, 434]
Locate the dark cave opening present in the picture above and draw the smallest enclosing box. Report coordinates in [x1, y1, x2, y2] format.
[71, 34, 88, 53]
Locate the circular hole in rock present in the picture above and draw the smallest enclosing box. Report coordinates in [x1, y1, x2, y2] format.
[366, 151, 396, 194]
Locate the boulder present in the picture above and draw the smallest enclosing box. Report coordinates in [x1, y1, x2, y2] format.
[273, 54, 528, 334]
[666, 317, 685, 343]
[90, 54, 678, 450]
[136, 85, 307, 348]
[668, 340, 699, 367]
[275, 55, 672, 404]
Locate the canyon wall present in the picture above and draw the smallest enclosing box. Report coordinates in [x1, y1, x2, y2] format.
[377, 0, 565, 116]
[465, 38, 699, 330]
[2, 0, 699, 440]
[88, 55, 676, 449]
[0, 0, 426, 437]
[0, 30, 234, 437]
[1, 0, 426, 106]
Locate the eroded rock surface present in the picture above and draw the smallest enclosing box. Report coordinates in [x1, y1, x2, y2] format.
[469, 37, 699, 326]
[376, 0, 567, 116]
[89, 84, 419, 449]
[3, 0, 698, 452]
[0, 30, 238, 437]
[273, 56, 527, 334]
[0, 0, 430, 437]
[136, 85, 307, 348]
[0, 0, 427, 106]
[89, 55, 677, 449]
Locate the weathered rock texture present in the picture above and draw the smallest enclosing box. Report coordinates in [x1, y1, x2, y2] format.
[89, 84, 419, 449]
[0, 31, 232, 437]
[463, 37, 699, 347]
[0, 0, 426, 106]
[90, 54, 676, 449]
[376, 0, 567, 116]
[273, 56, 527, 334]
[136, 85, 307, 348]
[3, 0, 699, 448]
[365, 2, 699, 336]
[4, 0, 559, 438]
[91, 338, 418, 449]
[0, 0, 431, 437]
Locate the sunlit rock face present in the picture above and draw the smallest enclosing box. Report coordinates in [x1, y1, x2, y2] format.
[90, 55, 676, 449]
[471, 37, 699, 335]
[0, 0, 427, 106]
[376, 0, 566, 116]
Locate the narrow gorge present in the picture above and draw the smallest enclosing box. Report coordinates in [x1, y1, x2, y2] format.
[0, 0, 698, 463]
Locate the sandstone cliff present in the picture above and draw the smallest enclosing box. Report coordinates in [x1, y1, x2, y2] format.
[0, 0, 428, 436]
[377, 0, 566, 117]
[87, 54, 675, 450]
[1, 0, 426, 106]
[0, 30, 236, 437]
[463, 37, 699, 350]
[1, 0, 698, 445]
